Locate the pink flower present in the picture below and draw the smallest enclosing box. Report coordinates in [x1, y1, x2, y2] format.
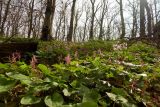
[30, 55, 38, 69]
[9, 52, 21, 63]
[65, 54, 71, 64]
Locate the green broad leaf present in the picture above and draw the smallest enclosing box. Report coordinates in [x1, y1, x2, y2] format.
[106, 92, 116, 102]
[117, 65, 124, 72]
[21, 95, 41, 105]
[77, 102, 98, 107]
[106, 92, 128, 104]
[111, 87, 128, 97]
[20, 64, 28, 70]
[92, 57, 101, 67]
[6, 72, 32, 85]
[63, 88, 71, 96]
[0, 63, 9, 69]
[70, 80, 80, 88]
[61, 105, 76, 107]
[38, 64, 51, 75]
[0, 74, 16, 93]
[79, 85, 90, 94]
[68, 66, 79, 72]
[70, 61, 79, 66]
[82, 90, 100, 103]
[117, 95, 128, 103]
[53, 64, 66, 71]
[44, 93, 64, 107]
[32, 83, 51, 92]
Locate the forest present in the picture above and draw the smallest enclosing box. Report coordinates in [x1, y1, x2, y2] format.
[0, 0, 160, 107]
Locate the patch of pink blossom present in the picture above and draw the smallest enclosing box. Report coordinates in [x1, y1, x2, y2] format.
[9, 52, 21, 63]
[65, 54, 71, 64]
[30, 55, 38, 69]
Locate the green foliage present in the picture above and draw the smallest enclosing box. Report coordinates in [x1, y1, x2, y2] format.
[0, 74, 16, 93]
[128, 42, 157, 53]
[0, 41, 160, 106]
[44, 93, 64, 107]
[20, 95, 41, 105]
[37, 40, 114, 64]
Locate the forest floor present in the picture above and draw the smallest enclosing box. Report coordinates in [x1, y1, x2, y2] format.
[0, 40, 160, 107]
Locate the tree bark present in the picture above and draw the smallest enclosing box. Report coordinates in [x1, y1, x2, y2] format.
[0, 0, 12, 36]
[140, 0, 152, 37]
[99, 0, 108, 40]
[67, 0, 77, 42]
[140, 0, 145, 37]
[0, 0, 3, 28]
[41, 0, 56, 41]
[154, 0, 158, 23]
[119, 0, 125, 39]
[89, 1, 95, 40]
[28, 0, 35, 38]
[144, 0, 152, 37]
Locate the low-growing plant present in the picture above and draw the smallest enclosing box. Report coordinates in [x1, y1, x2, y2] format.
[0, 41, 160, 107]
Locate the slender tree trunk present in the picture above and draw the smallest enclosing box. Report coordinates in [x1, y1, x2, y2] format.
[41, 0, 56, 41]
[144, 0, 152, 37]
[67, 0, 77, 42]
[62, 15, 66, 41]
[83, 20, 88, 41]
[0, 0, 12, 36]
[99, 0, 108, 40]
[154, 0, 158, 23]
[28, 0, 35, 38]
[0, 0, 3, 28]
[140, 0, 145, 37]
[119, 0, 125, 39]
[55, 14, 62, 39]
[89, 4, 95, 40]
[131, 1, 138, 38]
[99, 16, 104, 40]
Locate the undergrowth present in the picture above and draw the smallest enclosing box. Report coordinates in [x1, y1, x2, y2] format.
[0, 41, 160, 107]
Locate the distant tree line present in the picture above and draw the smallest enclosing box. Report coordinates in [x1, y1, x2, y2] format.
[0, 0, 160, 41]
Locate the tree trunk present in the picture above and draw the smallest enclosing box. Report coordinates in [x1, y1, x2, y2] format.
[131, 0, 138, 38]
[89, 4, 95, 40]
[0, 0, 12, 36]
[144, 0, 152, 37]
[67, 0, 77, 42]
[0, 0, 3, 28]
[154, 0, 158, 23]
[119, 0, 125, 39]
[28, 0, 35, 38]
[41, 0, 56, 41]
[99, 0, 108, 40]
[140, 0, 152, 37]
[140, 0, 145, 37]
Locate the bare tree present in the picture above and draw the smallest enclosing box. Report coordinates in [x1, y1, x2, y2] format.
[67, 0, 77, 42]
[140, 0, 152, 37]
[98, 0, 108, 40]
[116, 0, 125, 39]
[41, 0, 56, 41]
[73, 9, 82, 42]
[144, 0, 152, 36]
[0, 0, 3, 28]
[127, 0, 138, 38]
[140, 0, 145, 37]
[28, 0, 35, 38]
[154, 0, 158, 23]
[82, 3, 90, 41]
[89, 0, 100, 40]
[0, 0, 12, 36]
